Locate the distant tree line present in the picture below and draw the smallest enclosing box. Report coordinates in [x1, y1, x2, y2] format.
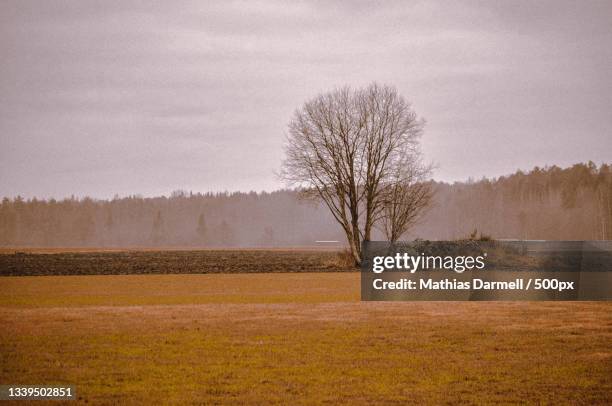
[0, 162, 610, 247]
[412, 162, 612, 241]
[0, 190, 344, 247]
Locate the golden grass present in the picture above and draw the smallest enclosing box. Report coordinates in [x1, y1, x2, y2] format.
[0, 273, 359, 307]
[1, 273, 611, 404]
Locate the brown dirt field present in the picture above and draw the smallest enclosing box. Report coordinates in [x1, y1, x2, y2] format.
[0, 246, 344, 254]
[0, 249, 355, 276]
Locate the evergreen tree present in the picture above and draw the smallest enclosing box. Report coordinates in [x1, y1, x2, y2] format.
[150, 210, 165, 245]
[196, 212, 207, 244]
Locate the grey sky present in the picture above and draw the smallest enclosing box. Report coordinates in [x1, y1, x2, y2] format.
[1, 0, 611, 199]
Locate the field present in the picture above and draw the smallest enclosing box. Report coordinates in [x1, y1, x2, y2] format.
[1, 251, 611, 404]
[0, 249, 354, 276]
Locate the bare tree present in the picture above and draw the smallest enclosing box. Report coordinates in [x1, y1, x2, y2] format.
[281, 83, 428, 265]
[378, 163, 433, 242]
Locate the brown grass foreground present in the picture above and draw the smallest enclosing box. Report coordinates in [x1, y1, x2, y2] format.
[1, 273, 611, 404]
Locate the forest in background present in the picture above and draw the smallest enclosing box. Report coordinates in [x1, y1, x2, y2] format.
[1, 162, 610, 247]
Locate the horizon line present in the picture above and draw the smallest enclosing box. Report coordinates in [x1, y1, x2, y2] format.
[2, 160, 608, 202]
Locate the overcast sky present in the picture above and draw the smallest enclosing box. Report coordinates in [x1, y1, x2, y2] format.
[1, 0, 611, 199]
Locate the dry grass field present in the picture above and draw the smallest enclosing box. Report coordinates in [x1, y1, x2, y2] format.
[1, 255, 611, 404]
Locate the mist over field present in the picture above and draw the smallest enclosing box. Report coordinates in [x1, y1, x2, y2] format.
[1, 162, 610, 247]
